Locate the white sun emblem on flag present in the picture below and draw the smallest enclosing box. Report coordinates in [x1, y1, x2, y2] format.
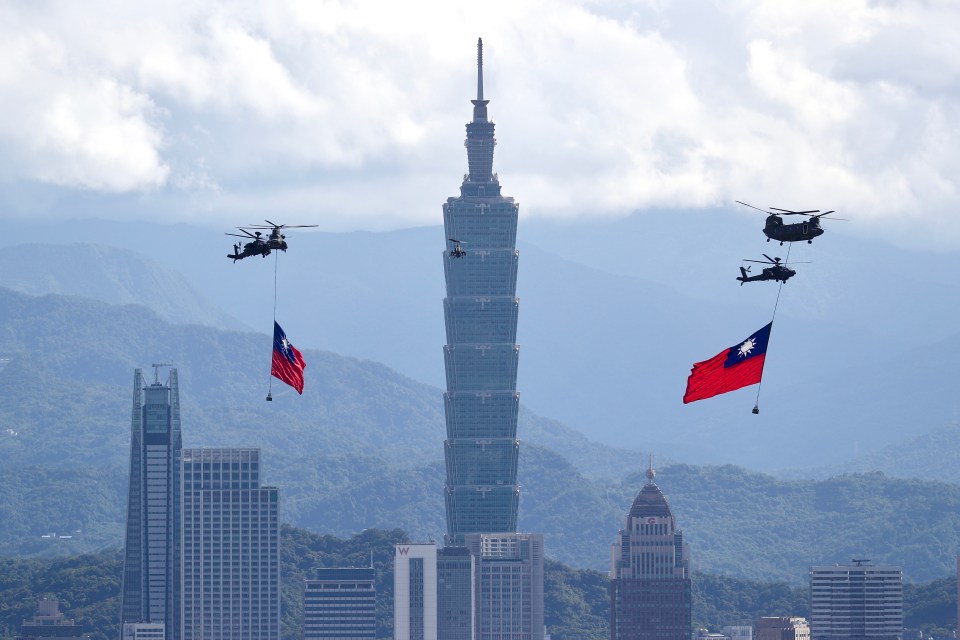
[738, 338, 756, 358]
[281, 337, 291, 353]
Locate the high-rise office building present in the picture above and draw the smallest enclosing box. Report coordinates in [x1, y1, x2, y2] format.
[394, 543, 438, 640]
[180, 448, 280, 640]
[121, 367, 182, 638]
[809, 563, 902, 640]
[437, 547, 477, 640]
[464, 533, 545, 640]
[610, 466, 691, 640]
[441, 37, 521, 546]
[757, 617, 810, 640]
[304, 567, 377, 640]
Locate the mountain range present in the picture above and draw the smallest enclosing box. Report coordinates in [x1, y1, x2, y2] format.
[1, 212, 958, 472]
[1, 267, 959, 581]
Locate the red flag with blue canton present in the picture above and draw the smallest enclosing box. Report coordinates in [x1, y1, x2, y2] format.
[272, 322, 306, 394]
[683, 323, 772, 404]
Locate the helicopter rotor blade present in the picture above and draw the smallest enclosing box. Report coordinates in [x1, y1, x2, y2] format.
[813, 211, 848, 220]
[744, 259, 773, 265]
[735, 200, 772, 214]
[770, 209, 821, 217]
[225, 232, 252, 239]
[233, 228, 258, 238]
[247, 222, 319, 229]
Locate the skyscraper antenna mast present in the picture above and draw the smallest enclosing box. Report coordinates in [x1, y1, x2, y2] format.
[477, 37, 483, 101]
[151, 363, 173, 384]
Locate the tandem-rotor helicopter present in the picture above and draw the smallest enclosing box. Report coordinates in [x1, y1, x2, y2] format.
[736, 201, 845, 245]
[736, 254, 808, 285]
[448, 238, 467, 258]
[226, 220, 318, 262]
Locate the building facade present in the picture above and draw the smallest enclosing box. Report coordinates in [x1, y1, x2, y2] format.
[304, 568, 376, 640]
[465, 533, 545, 640]
[121, 367, 182, 639]
[180, 448, 280, 640]
[809, 563, 902, 640]
[437, 547, 477, 640]
[441, 37, 522, 546]
[724, 626, 753, 640]
[757, 617, 810, 640]
[394, 543, 438, 640]
[122, 624, 166, 640]
[610, 467, 692, 640]
[17, 598, 90, 640]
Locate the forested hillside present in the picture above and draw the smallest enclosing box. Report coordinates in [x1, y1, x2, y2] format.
[1, 527, 954, 640]
[3, 287, 960, 581]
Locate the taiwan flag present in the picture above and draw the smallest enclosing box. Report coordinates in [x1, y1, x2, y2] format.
[683, 323, 772, 404]
[271, 322, 306, 394]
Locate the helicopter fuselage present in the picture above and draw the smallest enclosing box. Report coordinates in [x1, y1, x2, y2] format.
[737, 265, 795, 285]
[228, 240, 271, 261]
[763, 215, 824, 244]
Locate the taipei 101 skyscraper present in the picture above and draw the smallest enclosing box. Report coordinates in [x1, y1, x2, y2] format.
[442, 38, 522, 545]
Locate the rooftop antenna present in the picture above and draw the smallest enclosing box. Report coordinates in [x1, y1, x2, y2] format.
[151, 363, 173, 384]
[645, 453, 656, 484]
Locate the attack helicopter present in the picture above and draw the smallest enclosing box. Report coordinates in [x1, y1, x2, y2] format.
[448, 238, 467, 258]
[736, 201, 844, 245]
[226, 221, 318, 262]
[226, 229, 271, 261]
[736, 254, 808, 285]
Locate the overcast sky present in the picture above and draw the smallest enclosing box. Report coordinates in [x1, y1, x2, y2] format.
[1, 0, 958, 246]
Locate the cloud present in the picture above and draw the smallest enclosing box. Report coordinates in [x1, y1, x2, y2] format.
[0, 28, 168, 191]
[0, 0, 958, 245]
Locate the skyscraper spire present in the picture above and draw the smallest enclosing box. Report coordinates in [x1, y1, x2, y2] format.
[477, 37, 484, 101]
[471, 37, 490, 124]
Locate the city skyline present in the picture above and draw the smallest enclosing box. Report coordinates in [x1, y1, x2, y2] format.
[0, 18, 957, 640]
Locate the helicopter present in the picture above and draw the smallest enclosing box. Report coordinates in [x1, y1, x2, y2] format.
[246, 220, 319, 252]
[737, 254, 808, 285]
[226, 220, 318, 262]
[736, 201, 844, 245]
[226, 229, 271, 261]
[448, 238, 467, 258]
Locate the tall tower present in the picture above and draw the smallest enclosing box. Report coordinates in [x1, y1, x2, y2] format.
[610, 465, 691, 640]
[442, 37, 521, 546]
[121, 366, 182, 639]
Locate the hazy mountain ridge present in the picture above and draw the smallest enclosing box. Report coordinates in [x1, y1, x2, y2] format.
[2, 287, 960, 581]
[0, 243, 246, 331]
[1, 216, 956, 472]
[779, 421, 960, 483]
